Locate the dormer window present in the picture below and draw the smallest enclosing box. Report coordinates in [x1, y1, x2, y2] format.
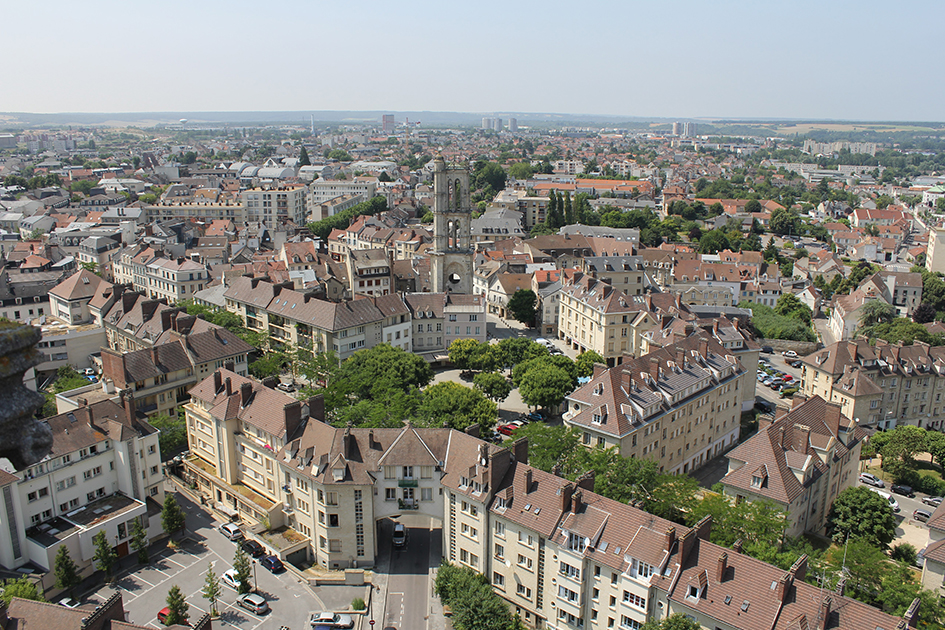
[687, 585, 701, 600]
[751, 475, 763, 488]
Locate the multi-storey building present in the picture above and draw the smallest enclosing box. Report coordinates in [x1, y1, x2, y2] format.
[800, 338, 945, 431]
[403, 292, 487, 360]
[144, 200, 245, 224]
[308, 179, 377, 206]
[579, 256, 646, 296]
[241, 184, 307, 225]
[721, 394, 864, 537]
[180, 368, 911, 630]
[0, 392, 163, 573]
[564, 335, 748, 474]
[111, 245, 210, 304]
[346, 248, 393, 298]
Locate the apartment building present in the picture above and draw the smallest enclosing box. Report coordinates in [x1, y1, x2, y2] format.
[403, 292, 487, 360]
[241, 185, 307, 225]
[721, 394, 864, 537]
[927, 225, 945, 275]
[564, 335, 746, 475]
[921, 504, 945, 598]
[0, 392, 163, 573]
[111, 245, 210, 304]
[308, 179, 377, 206]
[801, 338, 945, 431]
[557, 273, 659, 366]
[579, 256, 646, 296]
[346, 248, 393, 298]
[144, 200, 245, 224]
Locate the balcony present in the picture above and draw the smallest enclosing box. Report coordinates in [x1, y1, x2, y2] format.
[398, 498, 419, 510]
[398, 479, 418, 488]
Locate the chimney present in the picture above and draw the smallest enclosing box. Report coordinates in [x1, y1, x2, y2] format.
[716, 552, 728, 583]
[560, 482, 574, 513]
[817, 595, 833, 630]
[713, 320, 719, 333]
[225, 377, 232, 396]
[121, 291, 136, 312]
[465, 424, 480, 438]
[649, 357, 660, 381]
[693, 514, 712, 541]
[213, 370, 222, 392]
[684, 323, 695, 336]
[675, 347, 686, 369]
[551, 462, 563, 477]
[224, 360, 235, 372]
[732, 539, 743, 554]
[512, 437, 528, 464]
[122, 390, 136, 424]
[790, 554, 809, 583]
[592, 363, 608, 379]
[576, 470, 595, 492]
[699, 337, 709, 358]
[262, 376, 278, 389]
[521, 468, 533, 495]
[160, 308, 173, 332]
[343, 427, 351, 458]
[149, 346, 158, 365]
[284, 401, 303, 439]
[240, 382, 252, 407]
[776, 574, 792, 604]
[308, 395, 325, 421]
[572, 489, 583, 513]
[664, 527, 676, 553]
[679, 529, 697, 564]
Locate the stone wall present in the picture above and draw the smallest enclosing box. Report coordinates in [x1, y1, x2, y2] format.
[758, 338, 822, 357]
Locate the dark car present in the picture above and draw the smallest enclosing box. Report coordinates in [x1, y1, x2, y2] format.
[891, 484, 915, 498]
[526, 411, 545, 423]
[761, 346, 774, 354]
[260, 555, 284, 573]
[241, 539, 265, 558]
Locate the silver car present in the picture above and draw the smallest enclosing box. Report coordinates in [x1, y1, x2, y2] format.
[237, 593, 270, 615]
[310, 612, 354, 628]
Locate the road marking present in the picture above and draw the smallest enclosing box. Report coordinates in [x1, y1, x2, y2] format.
[134, 574, 155, 587]
[163, 556, 188, 568]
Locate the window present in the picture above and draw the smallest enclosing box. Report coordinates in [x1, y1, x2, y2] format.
[328, 514, 339, 527]
[495, 521, 505, 536]
[385, 488, 396, 501]
[559, 585, 579, 602]
[560, 561, 580, 579]
[493, 572, 505, 587]
[27, 491, 37, 503]
[495, 543, 504, 559]
[620, 616, 643, 629]
[421, 487, 433, 501]
[517, 584, 532, 598]
[622, 592, 646, 609]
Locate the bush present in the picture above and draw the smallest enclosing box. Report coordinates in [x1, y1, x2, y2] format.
[351, 597, 365, 611]
[891, 543, 918, 566]
[737, 301, 816, 342]
[913, 474, 945, 497]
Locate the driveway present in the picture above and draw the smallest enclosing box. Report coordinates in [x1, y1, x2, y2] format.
[378, 515, 440, 630]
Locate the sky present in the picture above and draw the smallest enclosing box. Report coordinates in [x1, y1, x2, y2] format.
[3, 0, 943, 122]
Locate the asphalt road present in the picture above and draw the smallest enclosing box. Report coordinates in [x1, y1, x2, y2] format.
[381, 517, 438, 630]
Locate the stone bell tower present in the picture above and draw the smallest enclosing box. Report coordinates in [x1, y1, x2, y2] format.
[430, 155, 474, 294]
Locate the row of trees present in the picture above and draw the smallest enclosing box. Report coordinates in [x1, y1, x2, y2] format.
[305, 195, 388, 242]
[738, 294, 815, 342]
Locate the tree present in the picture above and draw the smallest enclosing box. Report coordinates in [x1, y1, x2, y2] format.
[828, 486, 896, 548]
[0, 577, 43, 605]
[697, 229, 731, 254]
[506, 289, 538, 325]
[509, 424, 580, 472]
[161, 494, 186, 538]
[201, 562, 223, 616]
[508, 162, 534, 180]
[233, 546, 253, 594]
[130, 516, 149, 564]
[54, 545, 81, 594]
[150, 412, 187, 458]
[518, 363, 575, 411]
[643, 474, 699, 523]
[858, 300, 896, 328]
[298, 146, 311, 166]
[880, 424, 928, 469]
[563, 191, 573, 224]
[474, 161, 507, 194]
[574, 350, 606, 378]
[641, 614, 702, 630]
[449, 338, 485, 372]
[744, 199, 763, 214]
[416, 381, 497, 434]
[774, 293, 812, 325]
[770, 207, 801, 236]
[93, 530, 117, 580]
[163, 585, 189, 626]
[913, 302, 936, 324]
[473, 371, 513, 403]
[495, 337, 548, 372]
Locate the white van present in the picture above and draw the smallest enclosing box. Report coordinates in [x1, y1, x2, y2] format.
[870, 487, 901, 513]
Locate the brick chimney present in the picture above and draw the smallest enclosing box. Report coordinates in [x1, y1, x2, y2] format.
[819, 595, 832, 630]
[224, 360, 235, 372]
[240, 382, 252, 407]
[649, 357, 660, 381]
[679, 529, 697, 564]
[592, 363, 608, 379]
[572, 490, 583, 513]
[699, 337, 709, 358]
[560, 482, 574, 513]
[122, 390, 136, 424]
[693, 514, 712, 541]
[576, 470, 595, 492]
[521, 468, 533, 495]
[100, 348, 126, 388]
[732, 539, 743, 554]
[213, 370, 222, 392]
[342, 427, 351, 458]
[664, 527, 676, 553]
[160, 309, 173, 332]
[776, 574, 792, 604]
[465, 424, 480, 438]
[308, 395, 325, 421]
[149, 346, 159, 366]
[121, 291, 137, 313]
[284, 401, 303, 439]
[675, 347, 686, 369]
[790, 554, 808, 583]
[512, 437, 528, 464]
[224, 377, 232, 396]
[717, 552, 728, 583]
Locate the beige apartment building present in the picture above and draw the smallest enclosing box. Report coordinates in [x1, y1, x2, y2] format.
[144, 200, 246, 223]
[241, 184, 307, 225]
[179, 367, 909, 630]
[564, 334, 748, 475]
[721, 395, 864, 537]
[928, 225, 945, 275]
[800, 338, 945, 431]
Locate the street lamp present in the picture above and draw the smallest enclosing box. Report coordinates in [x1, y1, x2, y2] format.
[252, 558, 257, 593]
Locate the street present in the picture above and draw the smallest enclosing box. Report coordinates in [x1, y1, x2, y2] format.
[378, 515, 440, 630]
[856, 478, 934, 554]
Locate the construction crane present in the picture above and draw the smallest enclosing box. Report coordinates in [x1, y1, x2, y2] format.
[400, 117, 420, 142]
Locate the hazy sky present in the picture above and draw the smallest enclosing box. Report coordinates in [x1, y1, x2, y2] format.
[3, 0, 942, 121]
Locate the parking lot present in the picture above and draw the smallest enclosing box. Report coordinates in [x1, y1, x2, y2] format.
[83, 492, 323, 630]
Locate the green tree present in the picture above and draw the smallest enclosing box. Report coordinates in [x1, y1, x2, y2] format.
[201, 562, 223, 616]
[149, 412, 187, 458]
[829, 538, 890, 603]
[506, 289, 538, 325]
[913, 302, 936, 324]
[828, 486, 896, 548]
[643, 474, 700, 524]
[473, 371, 513, 403]
[641, 614, 702, 630]
[563, 191, 573, 224]
[417, 381, 497, 434]
[770, 207, 801, 236]
[92, 530, 117, 580]
[54, 545, 81, 594]
[130, 516, 149, 564]
[697, 229, 731, 254]
[449, 338, 485, 372]
[858, 300, 896, 327]
[518, 363, 574, 412]
[0, 577, 43, 605]
[774, 293, 812, 325]
[508, 162, 534, 180]
[233, 546, 253, 594]
[163, 585, 189, 626]
[495, 337, 548, 373]
[332, 343, 433, 405]
[161, 494, 186, 538]
[509, 424, 580, 472]
[298, 146, 311, 166]
[574, 350, 606, 378]
[474, 161, 507, 194]
[880, 424, 928, 469]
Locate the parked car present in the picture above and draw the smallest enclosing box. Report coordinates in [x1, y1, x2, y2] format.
[237, 593, 270, 615]
[221, 569, 241, 590]
[914, 509, 933, 523]
[781, 375, 794, 382]
[859, 473, 884, 488]
[81, 368, 96, 377]
[219, 523, 244, 541]
[158, 607, 189, 626]
[525, 411, 545, 422]
[392, 522, 407, 549]
[761, 346, 774, 354]
[891, 484, 915, 498]
[310, 612, 354, 629]
[276, 382, 296, 393]
[789, 360, 803, 368]
[924, 496, 944, 507]
[782, 350, 798, 358]
[241, 539, 265, 558]
[59, 597, 80, 608]
[870, 487, 900, 512]
[496, 424, 518, 437]
[260, 555, 284, 573]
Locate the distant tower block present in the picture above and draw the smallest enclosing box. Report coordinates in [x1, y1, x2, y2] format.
[672, 122, 681, 136]
[508, 118, 518, 133]
[430, 155, 474, 295]
[382, 114, 395, 134]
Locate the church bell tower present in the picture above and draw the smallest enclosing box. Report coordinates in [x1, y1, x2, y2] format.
[430, 155, 474, 294]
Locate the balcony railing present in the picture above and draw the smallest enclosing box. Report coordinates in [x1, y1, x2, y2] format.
[398, 498, 419, 510]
